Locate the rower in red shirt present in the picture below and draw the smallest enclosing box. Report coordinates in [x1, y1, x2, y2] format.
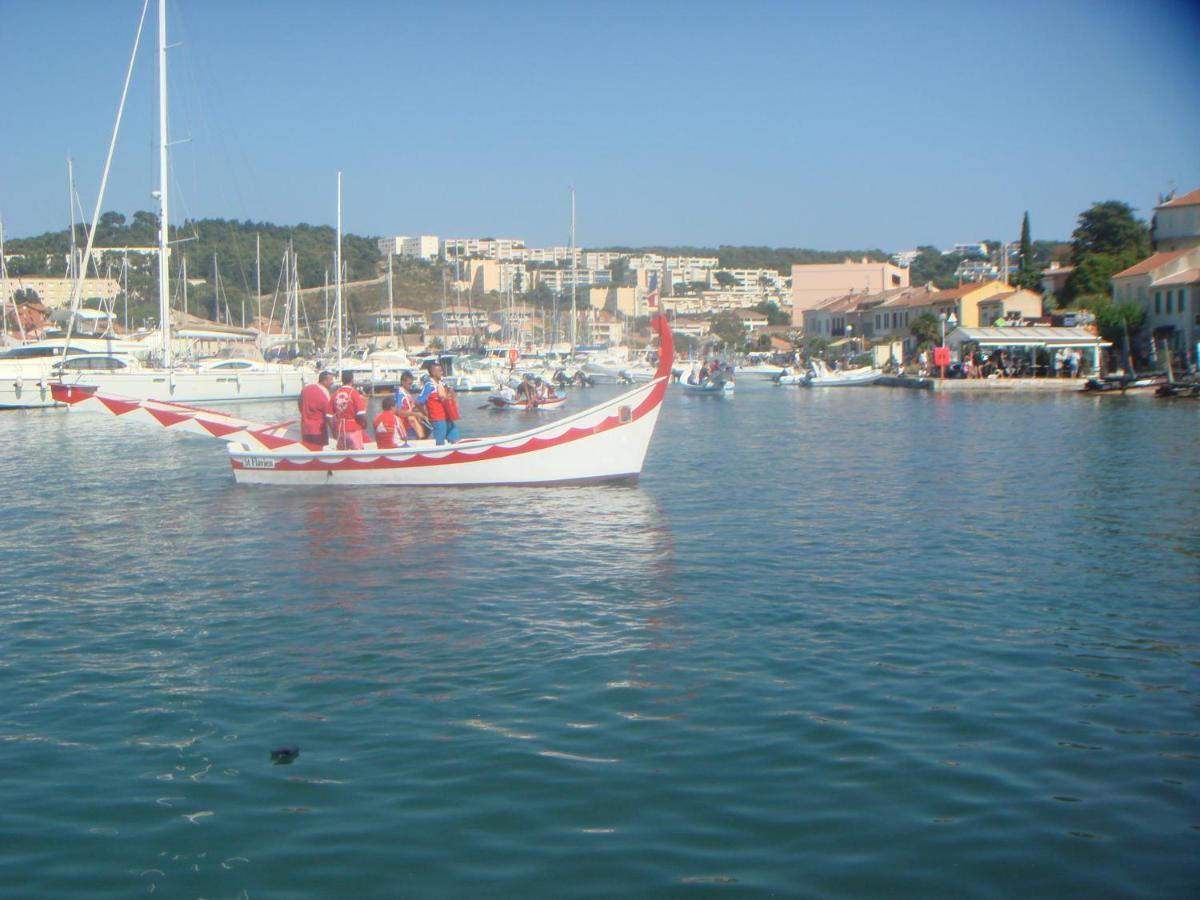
[373, 396, 402, 449]
[297, 370, 335, 450]
[331, 371, 368, 450]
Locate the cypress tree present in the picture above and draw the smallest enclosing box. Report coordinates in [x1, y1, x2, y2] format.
[1015, 211, 1041, 290]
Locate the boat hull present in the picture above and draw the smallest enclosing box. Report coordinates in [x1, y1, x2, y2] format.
[230, 377, 663, 486]
[53, 368, 311, 402]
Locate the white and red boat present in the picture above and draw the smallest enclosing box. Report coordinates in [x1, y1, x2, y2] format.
[51, 315, 675, 487]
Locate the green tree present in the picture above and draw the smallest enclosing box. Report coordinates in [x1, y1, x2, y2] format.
[752, 301, 790, 326]
[1062, 201, 1150, 306]
[608, 257, 633, 287]
[910, 311, 942, 348]
[714, 270, 740, 288]
[709, 310, 746, 348]
[1082, 295, 1146, 345]
[1071, 201, 1149, 259]
[1062, 250, 1142, 305]
[1015, 211, 1043, 290]
[909, 246, 963, 288]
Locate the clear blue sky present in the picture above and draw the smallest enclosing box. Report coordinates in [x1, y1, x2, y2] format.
[3, 0, 1198, 250]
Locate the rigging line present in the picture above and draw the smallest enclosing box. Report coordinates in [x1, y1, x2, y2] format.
[62, 0, 151, 355]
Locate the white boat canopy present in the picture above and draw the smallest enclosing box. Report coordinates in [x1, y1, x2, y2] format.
[946, 326, 1111, 350]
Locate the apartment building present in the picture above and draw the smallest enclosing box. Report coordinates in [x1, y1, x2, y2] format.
[431, 306, 491, 330]
[371, 307, 428, 331]
[5, 275, 120, 308]
[377, 235, 440, 260]
[791, 258, 908, 326]
[464, 259, 529, 295]
[534, 268, 611, 293]
[440, 238, 525, 260]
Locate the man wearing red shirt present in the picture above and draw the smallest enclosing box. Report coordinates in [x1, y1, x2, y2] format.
[331, 371, 368, 450]
[298, 370, 335, 450]
[417, 362, 460, 445]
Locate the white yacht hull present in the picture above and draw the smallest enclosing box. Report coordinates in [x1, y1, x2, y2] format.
[53, 367, 311, 402]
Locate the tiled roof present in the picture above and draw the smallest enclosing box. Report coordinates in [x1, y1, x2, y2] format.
[1156, 188, 1200, 209]
[1150, 267, 1200, 287]
[1112, 247, 1193, 279]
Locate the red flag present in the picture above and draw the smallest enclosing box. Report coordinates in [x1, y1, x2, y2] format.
[646, 289, 658, 309]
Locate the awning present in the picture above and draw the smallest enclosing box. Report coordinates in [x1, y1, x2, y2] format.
[946, 326, 1110, 349]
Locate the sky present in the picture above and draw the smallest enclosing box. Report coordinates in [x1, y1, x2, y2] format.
[2, 0, 1198, 251]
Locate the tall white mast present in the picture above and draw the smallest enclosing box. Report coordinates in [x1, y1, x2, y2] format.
[335, 171, 343, 373]
[156, 0, 171, 367]
[569, 185, 576, 350]
[67, 158, 79, 291]
[387, 250, 395, 343]
[255, 232, 262, 325]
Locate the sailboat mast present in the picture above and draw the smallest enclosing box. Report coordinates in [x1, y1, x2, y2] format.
[255, 232, 262, 326]
[67, 158, 79, 292]
[335, 171, 343, 373]
[569, 185, 576, 351]
[156, 0, 171, 367]
[387, 250, 395, 342]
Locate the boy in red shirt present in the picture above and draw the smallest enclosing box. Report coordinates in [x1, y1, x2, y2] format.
[331, 371, 368, 450]
[373, 396, 403, 449]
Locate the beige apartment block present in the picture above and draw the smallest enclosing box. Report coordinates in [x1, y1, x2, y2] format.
[791, 258, 908, 327]
[6, 276, 120, 309]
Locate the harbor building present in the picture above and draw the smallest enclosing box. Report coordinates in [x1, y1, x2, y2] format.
[791, 258, 908, 327]
[805, 280, 1040, 348]
[1151, 188, 1200, 252]
[1111, 245, 1200, 356]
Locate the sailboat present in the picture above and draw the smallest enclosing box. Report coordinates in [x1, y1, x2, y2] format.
[51, 0, 312, 404]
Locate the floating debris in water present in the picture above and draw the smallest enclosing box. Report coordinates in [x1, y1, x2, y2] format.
[270, 746, 300, 765]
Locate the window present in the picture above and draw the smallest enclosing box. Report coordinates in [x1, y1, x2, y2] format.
[1180, 291, 1187, 312]
[1166, 291, 1173, 314]
[1155, 292, 1162, 313]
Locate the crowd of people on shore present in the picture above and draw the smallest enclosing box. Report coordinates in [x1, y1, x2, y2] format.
[297, 364, 461, 452]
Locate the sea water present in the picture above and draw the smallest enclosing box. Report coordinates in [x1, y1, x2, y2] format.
[0, 385, 1196, 897]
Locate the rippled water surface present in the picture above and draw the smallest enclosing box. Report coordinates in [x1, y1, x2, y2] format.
[1, 385, 1197, 897]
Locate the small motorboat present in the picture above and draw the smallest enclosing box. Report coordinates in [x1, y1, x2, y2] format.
[486, 387, 567, 411]
[1081, 372, 1167, 395]
[779, 360, 881, 386]
[680, 377, 734, 396]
